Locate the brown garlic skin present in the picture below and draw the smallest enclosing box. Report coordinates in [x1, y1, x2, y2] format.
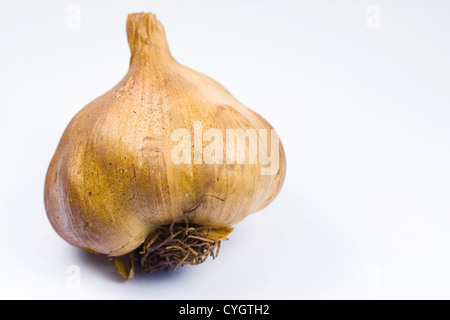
[44, 13, 286, 257]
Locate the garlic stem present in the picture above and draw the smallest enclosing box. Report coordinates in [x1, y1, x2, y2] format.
[126, 12, 172, 65]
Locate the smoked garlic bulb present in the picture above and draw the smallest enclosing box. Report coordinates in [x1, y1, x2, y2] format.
[44, 12, 286, 277]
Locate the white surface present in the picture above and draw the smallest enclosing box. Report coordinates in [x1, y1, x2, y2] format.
[1, 0, 450, 300]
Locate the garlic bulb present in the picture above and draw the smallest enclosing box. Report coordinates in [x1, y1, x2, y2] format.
[44, 12, 286, 277]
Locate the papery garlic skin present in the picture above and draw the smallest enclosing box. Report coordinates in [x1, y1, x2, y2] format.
[44, 13, 286, 257]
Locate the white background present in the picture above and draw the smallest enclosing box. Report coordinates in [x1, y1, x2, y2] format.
[1, 0, 450, 300]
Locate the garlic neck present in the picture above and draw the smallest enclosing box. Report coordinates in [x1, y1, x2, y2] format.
[126, 12, 173, 66]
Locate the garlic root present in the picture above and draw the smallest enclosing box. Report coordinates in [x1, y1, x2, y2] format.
[139, 212, 233, 274]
